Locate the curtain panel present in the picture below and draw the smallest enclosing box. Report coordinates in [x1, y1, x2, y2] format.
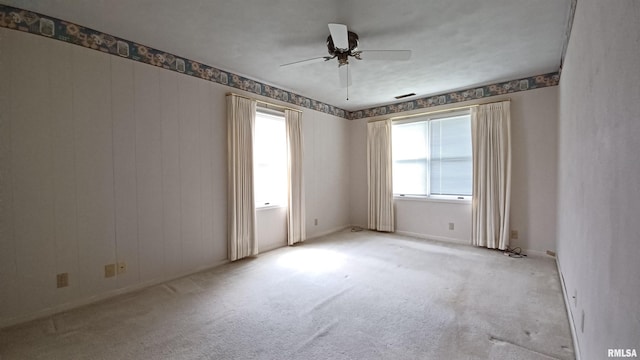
[285, 110, 305, 245]
[471, 101, 512, 250]
[227, 95, 258, 261]
[367, 119, 395, 232]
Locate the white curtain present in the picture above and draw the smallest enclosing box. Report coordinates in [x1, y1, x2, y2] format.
[285, 109, 305, 245]
[227, 95, 258, 261]
[471, 101, 511, 250]
[367, 119, 394, 232]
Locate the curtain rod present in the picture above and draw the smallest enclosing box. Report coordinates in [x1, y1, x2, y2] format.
[369, 98, 511, 123]
[227, 92, 303, 113]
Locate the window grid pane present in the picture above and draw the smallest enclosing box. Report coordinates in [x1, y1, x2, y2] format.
[392, 121, 428, 196]
[430, 116, 472, 196]
[392, 114, 472, 197]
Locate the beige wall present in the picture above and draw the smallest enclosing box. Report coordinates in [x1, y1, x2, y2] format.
[557, 1, 640, 358]
[0, 16, 572, 330]
[0, 28, 351, 327]
[349, 86, 559, 254]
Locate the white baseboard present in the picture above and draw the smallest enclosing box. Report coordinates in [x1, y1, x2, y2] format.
[394, 230, 471, 246]
[556, 256, 581, 360]
[357, 228, 554, 260]
[306, 224, 352, 241]
[0, 259, 229, 329]
[259, 241, 288, 253]
[521, 248, 548, 258]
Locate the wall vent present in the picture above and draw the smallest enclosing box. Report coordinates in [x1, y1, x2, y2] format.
[394, 93, 416, 99]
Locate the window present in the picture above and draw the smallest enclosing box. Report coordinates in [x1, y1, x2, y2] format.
[254, 110, 287, 207]
[392, 112, 472, 198]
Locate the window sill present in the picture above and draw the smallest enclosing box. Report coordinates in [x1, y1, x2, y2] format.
[256, 204, 287, 211]
[393, 195, 472, 205]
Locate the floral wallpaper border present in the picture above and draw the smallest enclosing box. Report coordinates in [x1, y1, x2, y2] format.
[346, 72, 560, 120]
[0, 4, 348, 118]
[0, 4, 561, 121]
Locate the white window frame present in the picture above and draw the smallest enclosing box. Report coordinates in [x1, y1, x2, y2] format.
[392, 110, 472, 202]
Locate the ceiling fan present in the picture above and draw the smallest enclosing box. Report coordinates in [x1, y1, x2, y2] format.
[280, 23, 412, 97]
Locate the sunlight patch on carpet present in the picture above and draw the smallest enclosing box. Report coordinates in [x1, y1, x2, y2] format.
[277, 249, 345, 273]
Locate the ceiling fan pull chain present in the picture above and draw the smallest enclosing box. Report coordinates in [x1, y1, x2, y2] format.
[346, 65, 350, 101]
[280, 23, 412, 102]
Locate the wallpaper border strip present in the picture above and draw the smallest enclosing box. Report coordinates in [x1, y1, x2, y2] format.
[0, 4, 348, 118]
[347, 72, 559, 120]
[0, 4, 560, 120]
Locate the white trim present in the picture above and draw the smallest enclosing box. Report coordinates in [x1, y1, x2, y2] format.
[306, 225, 352, 241]
[259, 241, 287, 253]
[520, 248, 548, 258]
[0, 259, 229, 329]
[556, 256, 581, 360]
[395, 230, 471, 246]
[394, 195, 472, 205]
[393, 109, 471, 125]
[256, 204, 286, 211]
[395, 230, 552, 259]
[256, 106, 285, 117]
[392, 112, 473, 199]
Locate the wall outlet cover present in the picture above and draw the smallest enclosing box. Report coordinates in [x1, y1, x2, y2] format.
[117, 262, 127, 274]
[104, 264, 116, 278]
[56, 273, 69, 288]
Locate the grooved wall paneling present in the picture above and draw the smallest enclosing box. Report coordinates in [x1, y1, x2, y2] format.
[72, 44, 117, 297]
[133, 62, 164, 282]
[0, 28, 351, 327]
[111, 56, 140, 288]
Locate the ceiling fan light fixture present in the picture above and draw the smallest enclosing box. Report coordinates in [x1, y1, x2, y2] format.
[337, 53, 350, 66]
[327, 30, 359, 54]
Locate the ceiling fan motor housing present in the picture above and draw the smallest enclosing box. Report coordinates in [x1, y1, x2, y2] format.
[327, 31, 359, 65]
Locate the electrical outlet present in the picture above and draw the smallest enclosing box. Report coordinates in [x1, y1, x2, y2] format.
[117, 262, 127, 274]
[510, 230, 519, 239]
[104, 264, 116, 278]
[56, 273, 69, 288]
[448, 222, 454, 230]
[314, 218, 318, 226]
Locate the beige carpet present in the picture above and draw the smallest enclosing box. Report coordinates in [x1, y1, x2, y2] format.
[0, 230, 574, 359]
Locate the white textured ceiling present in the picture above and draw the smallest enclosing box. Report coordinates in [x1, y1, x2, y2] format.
[4, 0, 571, 111]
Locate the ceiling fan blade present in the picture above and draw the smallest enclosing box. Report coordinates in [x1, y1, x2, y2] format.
[338, 64, 352, 88]
[358, 50, 412, 61]
[280, 56, 332, 67]
[328, 23, 349, 50]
